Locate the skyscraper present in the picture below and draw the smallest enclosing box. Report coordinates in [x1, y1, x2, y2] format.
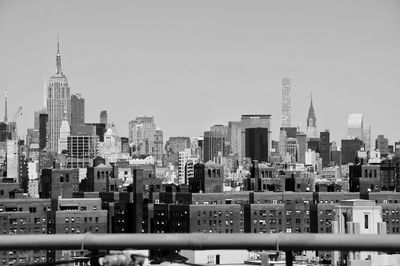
[279, 130, 287, 157]
[320, 130, 331, 168]
[203, 125, 227, 162]
[57, 112, 70, 154]
[281, 78, 291, 127]
[154, 129, 164, 165]
[70, 93, 85, 128]
[100, 110, 108, 125]
[286, 137, 298, 162]
[375, 135, 389, 154]
[227, 121, 241, 156]
[341, 138, 363, 165]
[34, 108, 47, 130]
[245, 127, 269, 163]
[47, 39, 71, 153]
[306, 96, 317, 138]
[128, 116, 156, 155]
[296, 132, 307, 164]
[347, 113, 363, 140]
[39, 113, 48, 151]
[362, 124, 371, 151]
[240, 115, 271, 161]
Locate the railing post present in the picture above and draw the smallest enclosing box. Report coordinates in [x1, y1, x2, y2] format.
[285, 251, 293, 266]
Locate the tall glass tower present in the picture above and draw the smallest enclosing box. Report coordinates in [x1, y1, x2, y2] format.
[281, 78, 291, 127]
[47, 38, 71, 153]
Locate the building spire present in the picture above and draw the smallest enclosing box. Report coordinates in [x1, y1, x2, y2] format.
[56, 35, 62, 74]
[4, 89, 7, 123]
[43, 77, 47, 108]
[307, 92, 316, 128]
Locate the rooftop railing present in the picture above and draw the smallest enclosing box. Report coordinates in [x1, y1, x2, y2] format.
[1, 233, 400, 265]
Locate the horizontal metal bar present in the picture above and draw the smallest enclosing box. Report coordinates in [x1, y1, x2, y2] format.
[1, 233, 400, 252]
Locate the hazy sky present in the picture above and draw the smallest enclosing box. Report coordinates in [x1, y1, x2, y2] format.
[1, 0, 399, 144]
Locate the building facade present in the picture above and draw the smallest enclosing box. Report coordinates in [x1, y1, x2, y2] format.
[47, 40, 71, 153]
[70, 93, 85, 128]
[281, 78, 291, 127]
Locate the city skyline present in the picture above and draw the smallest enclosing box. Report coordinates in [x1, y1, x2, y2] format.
[1, 0, 400, 144]
[2, 2, 400, 265]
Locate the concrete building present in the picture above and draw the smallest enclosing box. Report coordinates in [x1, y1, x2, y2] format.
[375, 134, 389, 154]
[39, 168, 80, 199]
[332, 199, 386, 266]
[6, 139, 19, 181]
[281, 78, 291, 127]
[128, 115, 156, 155]
[66, 135, 99, 168]
[296, 132, 307, 164]
[46, 40, 71, 153]
[99, 126, 121, 163]
[227, 121, 241, 156]
[57, 113, 70, 154]
[279, 130, 287, 157]
[363, 124, 371, 151]
[154, 129, 164, 165]
[53, 197, 107, 261]
[165, 137, 191, 154]
[178, 149, 192, 185]
[0, 198, 51, 265]
[203, 125, 227, 163]
[286, 138, 298, 162]
[189, 161, 224, 193]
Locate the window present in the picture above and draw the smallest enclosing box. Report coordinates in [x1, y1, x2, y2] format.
[365, 214, 369, 229]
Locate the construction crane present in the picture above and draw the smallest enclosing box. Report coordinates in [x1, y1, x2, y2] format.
[11, 106, 22, 123]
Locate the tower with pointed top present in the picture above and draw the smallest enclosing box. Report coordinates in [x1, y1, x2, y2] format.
[306, 95, 318, 138]
[47, 38, 71, 153]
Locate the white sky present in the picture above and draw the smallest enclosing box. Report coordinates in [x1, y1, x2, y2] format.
[1, 0, 400, 144]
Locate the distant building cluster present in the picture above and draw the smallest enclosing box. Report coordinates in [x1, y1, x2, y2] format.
[1, 43, 400, 266]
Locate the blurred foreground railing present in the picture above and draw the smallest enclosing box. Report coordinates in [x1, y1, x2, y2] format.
[0, 233, 400, 252]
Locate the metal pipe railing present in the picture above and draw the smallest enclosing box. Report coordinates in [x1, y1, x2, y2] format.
[1, 233, 400, 252]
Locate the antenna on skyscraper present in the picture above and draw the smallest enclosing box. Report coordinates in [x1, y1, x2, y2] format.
[4, 89, 7, 123]
[43, 77, 47, 109]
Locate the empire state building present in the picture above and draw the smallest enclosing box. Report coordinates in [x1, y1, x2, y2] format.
[47, 39, 71, 153]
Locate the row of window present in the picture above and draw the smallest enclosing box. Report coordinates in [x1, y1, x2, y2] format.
[64, 226, 99, 233]
[197, 220, 238, 226]
[64, 216, 99, 223]
[0, 206, 50, 213]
